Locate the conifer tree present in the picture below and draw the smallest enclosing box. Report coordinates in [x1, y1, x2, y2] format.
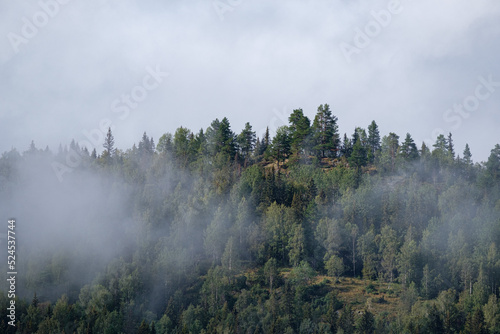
[349, 138, 367, 168]
[215, 117, 236, 157]
[447, 132, 455, 160]
[288, 108, 311, 156]
[367, 120, 381, 163]
[463, 143, 473, 165]
[237, 122, 256, 164]
[341, 133, 352, 158]
[400, 133, 419, 160]
[103, 127, 115, 156]
[271, 126, 291, 173]
[311, 104, 339, 158]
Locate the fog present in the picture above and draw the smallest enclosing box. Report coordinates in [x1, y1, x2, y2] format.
[0, 150, 140, 301]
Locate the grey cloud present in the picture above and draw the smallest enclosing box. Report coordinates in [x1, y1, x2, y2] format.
[1, 0, 499, 161]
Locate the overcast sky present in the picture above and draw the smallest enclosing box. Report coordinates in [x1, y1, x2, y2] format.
[1, 0, 499, 162]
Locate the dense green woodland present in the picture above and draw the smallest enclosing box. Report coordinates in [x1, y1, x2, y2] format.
[1, 104, 500, 333]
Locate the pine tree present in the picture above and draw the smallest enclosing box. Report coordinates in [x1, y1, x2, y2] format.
[261, 127, 270, 156]
[214, 117, 236, 158]
[463, 143, 473, 165]
[379, 133, 399, 172]
[288, 108, 311, 156]
[194, 128, 207, 156]
[400, 133, 419, 160]
[157, 133, 173, 154]
[447, 132, 455, 160]
[367, 120, 381, 163]
[420, 142, 430, 160]
[271, 126, 291, 173]
[138, 132, 154, 155]
[352, 127, 367, 147]
[486, 144, 500, 182]
[174, 127, 192, 166]
[103, 127, 115, 157]
[432, 134, 451, 165]
[341, 133, 352, 158]
[349, 138, 367, 168]
[237, 122, 256, 164]
[101, 127, 116, 163]
[311, 104, 339, 158]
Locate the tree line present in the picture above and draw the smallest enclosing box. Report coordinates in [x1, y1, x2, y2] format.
[1, 104, 500, 333]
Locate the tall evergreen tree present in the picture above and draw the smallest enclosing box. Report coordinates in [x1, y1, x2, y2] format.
[420, 142, 431, 160]
[400, 133, 419, 160]
[486, 144, 500, 182]
[260, 127, 271, 156]
[341, 133, 352, 158]
[463, 143, 473, 165]
[379, 133, 399, 172]
[367, 120, 381, 163]
[311, 104, 339, 158]
[288, 108, 311, 156]
[237, 122, 256, 164]
[103, 127, 115, 159]
[174, 127, 191, 166]
[157, 133, 173, 154]
[432, 134, 451, 165]
[271, 126, 291, 173]
[352, 127, 367, 148]
[447, 133, 455, 160]
[215, 117, 236, 157]
[138, 132, 154, 155]
[349, 138, 367, 168]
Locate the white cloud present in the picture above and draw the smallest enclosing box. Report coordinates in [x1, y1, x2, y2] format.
[0, 0, 499, 161]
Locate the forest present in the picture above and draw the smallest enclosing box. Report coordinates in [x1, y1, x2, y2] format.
[1, 104, 500, 333]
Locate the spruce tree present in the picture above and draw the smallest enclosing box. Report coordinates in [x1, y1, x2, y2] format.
[271, 126, 291, 173]
[349, 138, 367, 168]
[237, 122, 256, 163]
[447, 132, 455, 160]
[311, 104, 339, 158]
[288, 108, 311, 156]
[103, 127, 116, 159]
[463, 143, 472, 165]
[367, 120, 381, 163]
[400, 133, 419, 160]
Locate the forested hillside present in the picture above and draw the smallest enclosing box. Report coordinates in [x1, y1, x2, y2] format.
[1, 104, 500, 333]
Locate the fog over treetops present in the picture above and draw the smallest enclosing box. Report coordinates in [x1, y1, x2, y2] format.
[1, 108, 500, 332]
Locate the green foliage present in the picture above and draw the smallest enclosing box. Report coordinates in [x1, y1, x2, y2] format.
[288, 108, 311, 156]
[288, 261, 316, 287]
[3, 110, 500, 333]
[311, 104, 339, 158]
[237, 122, 256, 164]
[367, 120, 381, 163]
[325, 254, 345, 279]
[271, 125, 292, 171]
